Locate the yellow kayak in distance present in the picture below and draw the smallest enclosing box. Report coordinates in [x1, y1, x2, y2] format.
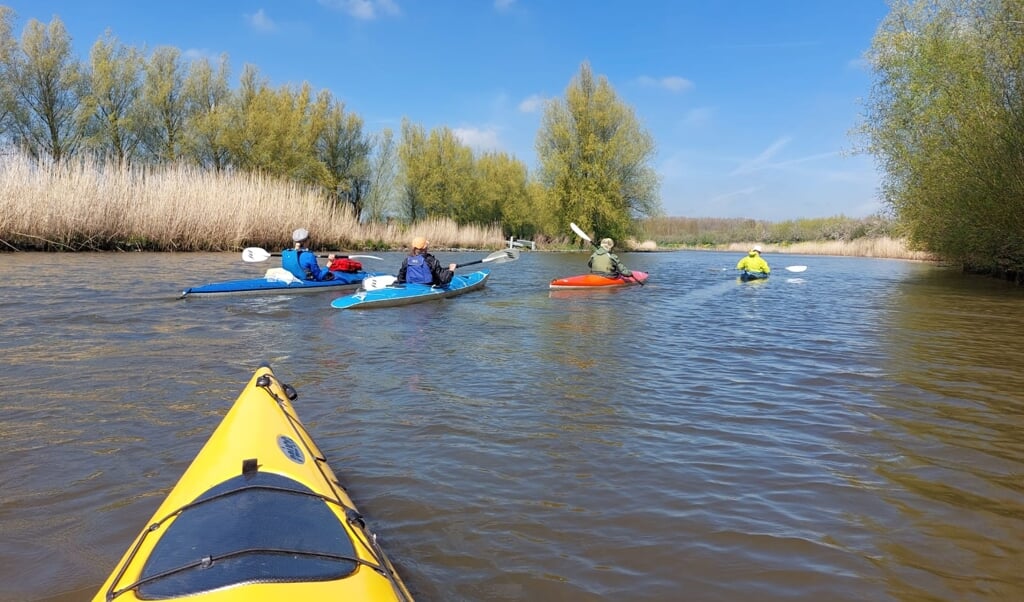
[93, 364, 413, 602]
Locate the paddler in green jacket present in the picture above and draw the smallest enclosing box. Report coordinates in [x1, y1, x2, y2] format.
[736, 245, 771, 276]
[589, 238, 632, 277]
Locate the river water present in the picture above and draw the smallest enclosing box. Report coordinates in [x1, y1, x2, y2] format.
[2, 250, 1022, 601]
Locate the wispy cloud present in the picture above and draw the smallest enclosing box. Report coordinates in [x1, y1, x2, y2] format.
[730, 136, 792, 175]
[518, 94, 546, 113]
[636, 75, 693, 93]
[245, 9, 277, 32]
[494, 0, 516, 10]
[847, 56, 869, 71]
[709, 186, 759, 204]
[319, 0, 401, 20]
[681, 107, 714, 127]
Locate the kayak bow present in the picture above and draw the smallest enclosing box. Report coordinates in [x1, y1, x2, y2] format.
[93, 364, 413, 602]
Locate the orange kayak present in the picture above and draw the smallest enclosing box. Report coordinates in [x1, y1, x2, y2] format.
[549, 271, 649, 290]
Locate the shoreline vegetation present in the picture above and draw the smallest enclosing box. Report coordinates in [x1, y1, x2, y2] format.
[1, 152, 931, 261]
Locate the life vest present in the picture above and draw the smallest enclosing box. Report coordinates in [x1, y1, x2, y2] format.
[280, 249, 306, 279]
[329, 258, 362, 273]
[404, 254, 433, 284]
[589, 249, 616, 275]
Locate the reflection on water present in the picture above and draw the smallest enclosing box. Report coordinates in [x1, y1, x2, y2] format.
[1, 251, 1022, 601]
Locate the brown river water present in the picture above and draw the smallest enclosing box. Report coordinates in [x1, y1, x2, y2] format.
[1, 250, 1022, 601]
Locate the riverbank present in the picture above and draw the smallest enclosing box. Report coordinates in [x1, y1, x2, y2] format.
[0, 152, 931, 261]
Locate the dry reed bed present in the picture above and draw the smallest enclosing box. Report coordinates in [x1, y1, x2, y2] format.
[722, 238, 934, 260]
[0, 153, 504, 252]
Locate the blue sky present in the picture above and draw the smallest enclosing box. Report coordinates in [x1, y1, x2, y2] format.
[5, 0, 890, 221]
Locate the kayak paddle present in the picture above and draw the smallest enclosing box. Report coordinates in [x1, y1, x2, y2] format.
[242, 247, 382, 263]
[732, 265, 808, 273]
[454, 248, 520, 269]
[569, 222, 644, 286]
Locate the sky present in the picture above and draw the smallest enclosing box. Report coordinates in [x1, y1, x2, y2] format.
[3, 0, 891, 221]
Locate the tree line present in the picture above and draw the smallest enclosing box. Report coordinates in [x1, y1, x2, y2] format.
[0, 7, 660, 246]
[860, 0, 1024, 280]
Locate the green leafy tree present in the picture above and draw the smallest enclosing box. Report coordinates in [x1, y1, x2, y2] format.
[139, 46, 189, 163]
[861, 0, 1024, 273]
[0, 6, 18, 140]
[315, 93, 372, 217]
[81, 30, 144, 164]
[397, 119, 429, 221]
[182, 53, 232, 171]
[536, 61, 661, 244]
[418, 126, 477, 224]
[223, 65, 326, 185]
[364, 127, 398, 223]
[5, 15, 86, 162]
[475, 151, 534, 235]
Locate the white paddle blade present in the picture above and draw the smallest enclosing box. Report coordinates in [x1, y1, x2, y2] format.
[362, 275, 397, 290]
[242, 247, 272, 262]
[569, 222, 592, 243]
[784, 265, 808, 273]
[483, 248, 520, 264]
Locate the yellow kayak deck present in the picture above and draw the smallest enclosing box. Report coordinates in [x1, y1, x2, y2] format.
[93, 364, 413, 602]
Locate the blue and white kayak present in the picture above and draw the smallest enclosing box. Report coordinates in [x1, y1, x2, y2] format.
[180, 268, 385, 298]
[331, 271, 490, 309]
[739, 270, 770, 282]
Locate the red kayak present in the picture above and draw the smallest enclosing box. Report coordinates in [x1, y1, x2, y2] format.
[549, 271, 649, 290]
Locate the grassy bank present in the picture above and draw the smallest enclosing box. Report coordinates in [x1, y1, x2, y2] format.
[0, 153, 503, 252]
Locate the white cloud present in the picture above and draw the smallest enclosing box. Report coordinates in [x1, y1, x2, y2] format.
[319, 0, 401, 20]
[637, 75, 693, 93]
[517, 94, 546, 113]
[454, 127, 502, 151]
[246, 9, 277, 32]
[494, 0, 516, 10]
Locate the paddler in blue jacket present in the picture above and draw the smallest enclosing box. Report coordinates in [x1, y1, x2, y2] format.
[588, 238, 632, 277]
[397, 236, 456, 286]
[281, 228, 335, 281]
[736, 245, 771, 277]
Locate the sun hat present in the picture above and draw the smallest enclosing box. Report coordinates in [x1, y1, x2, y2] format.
[411, 236, 428, 249]
[292, 228, 309, 243]
[600, 238, 614, 250]
[752, 245, 763, 253]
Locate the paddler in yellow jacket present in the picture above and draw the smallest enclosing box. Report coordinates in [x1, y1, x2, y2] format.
[736, 245, 770, 277]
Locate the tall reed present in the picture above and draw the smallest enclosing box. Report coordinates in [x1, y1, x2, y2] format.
[0, 152, 504, 252]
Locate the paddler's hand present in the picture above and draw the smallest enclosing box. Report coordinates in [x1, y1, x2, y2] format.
[448, 263, 457, 271]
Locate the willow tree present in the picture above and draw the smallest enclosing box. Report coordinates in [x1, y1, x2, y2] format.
[81, 30, 144, 164]
[861, 0, 1024, 274]
[475, 150, 535, 236]
[139, 46, 190, 163]
[316, 94, 372, 217]
[183, 53, 232, 171]
[399, 122, 477, 224]
[0, 7, 17, 139]
[536, 61, 660, 244]
[4, 15, 86, 162]
[363, 127, 398, 223]
[223, 66, 327, 186]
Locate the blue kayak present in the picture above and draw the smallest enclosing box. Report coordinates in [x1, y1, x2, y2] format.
[739, 270, 770, 282]
[180, 269, 385, 298]
[331, 271, 490, 309]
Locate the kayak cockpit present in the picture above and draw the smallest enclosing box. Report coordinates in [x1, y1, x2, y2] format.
[125, 472, 365, 598]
